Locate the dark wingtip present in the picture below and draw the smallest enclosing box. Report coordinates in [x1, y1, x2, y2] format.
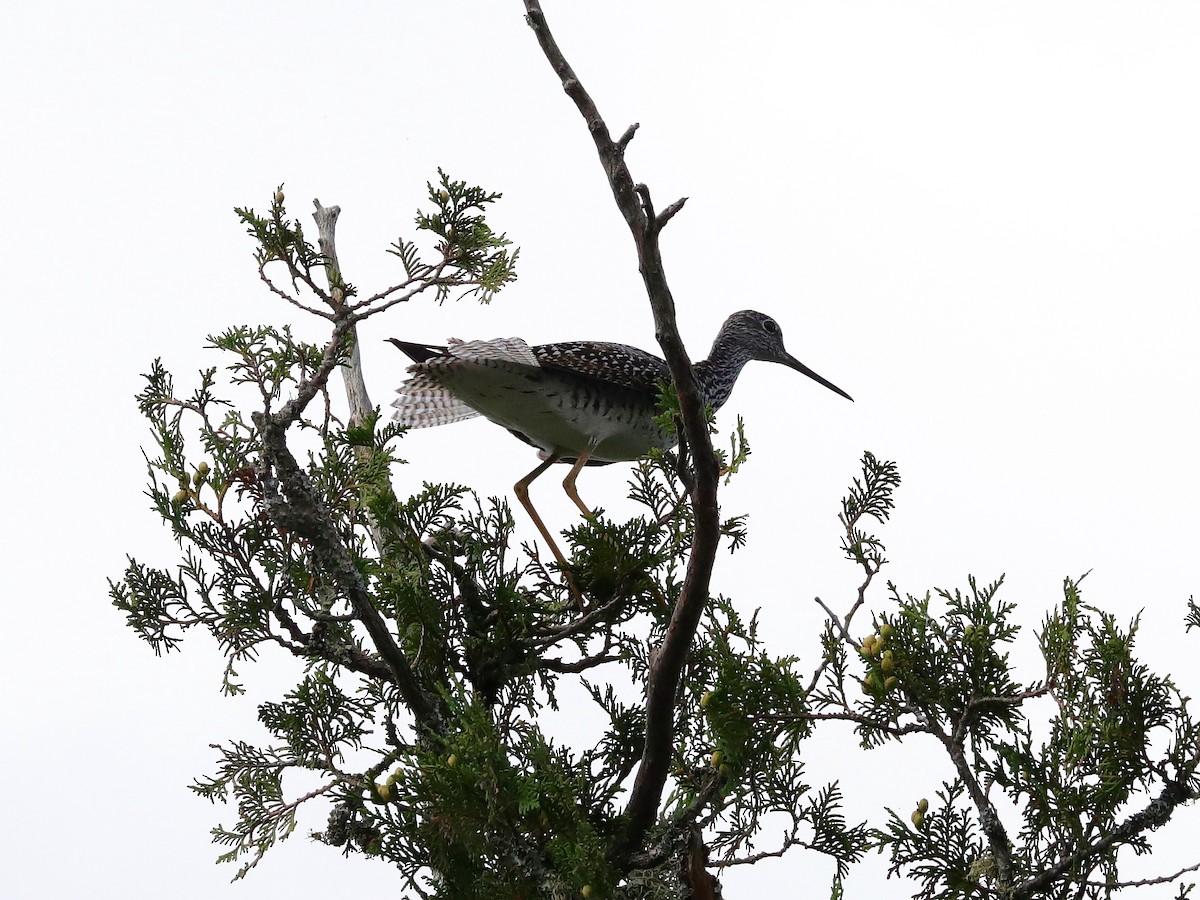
[387, 338, 446, 364]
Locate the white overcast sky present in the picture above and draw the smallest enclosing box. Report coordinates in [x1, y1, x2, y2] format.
[3, 2, 1199, 897]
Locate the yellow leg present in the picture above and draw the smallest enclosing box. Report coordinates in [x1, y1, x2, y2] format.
[514, 453, 583, 609]
[514, 454, 564, 564]
[562, 439, 599, 519]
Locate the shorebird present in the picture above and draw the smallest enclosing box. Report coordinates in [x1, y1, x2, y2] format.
[389, 310, 852, 579]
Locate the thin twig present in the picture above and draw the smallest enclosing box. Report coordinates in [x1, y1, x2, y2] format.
[257, 261, 334, 319]
[1084, 858, 1200, 890]
[779, 709, 927, 739]
[949, 684, 1054, 747]
[353, 259, 452, 314]
[527, 593, 627, 645]
[541, 652, 622, 673]
[805, 560, 876, 696]
[715, 832, 812, 868]
[814, 596, 854, 643]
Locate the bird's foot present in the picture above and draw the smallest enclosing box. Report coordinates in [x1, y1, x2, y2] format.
[563, 570, 586, 612]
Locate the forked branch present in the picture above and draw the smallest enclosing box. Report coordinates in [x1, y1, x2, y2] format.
[523, 0, 721, 865]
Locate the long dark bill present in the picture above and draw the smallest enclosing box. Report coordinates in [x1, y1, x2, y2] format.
[784, 355, 854, 402]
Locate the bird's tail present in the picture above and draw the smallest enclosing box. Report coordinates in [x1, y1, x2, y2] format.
[390, 372, 481, 429]
[388, 336, 540, 429]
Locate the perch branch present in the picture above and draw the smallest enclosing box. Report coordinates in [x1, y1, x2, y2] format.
[523, 0, 719, 865]
[312, 201, 373, 424]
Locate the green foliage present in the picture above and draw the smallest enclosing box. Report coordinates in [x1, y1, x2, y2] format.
[680, 597, 868, 879]
[720, 415, 751, 484]
[111, 180, 1199, 898]
[237, 187, 339, 296]
[112, 176, 847, 895]
[839, 450, 900, 574]
[817, 576, 1200, 899]
[236, 178, 516, 321]
[874, 781, 986, 897]
[398, 168, 519, 304]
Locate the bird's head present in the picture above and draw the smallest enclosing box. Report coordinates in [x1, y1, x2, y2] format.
[719, 310, 853, 401]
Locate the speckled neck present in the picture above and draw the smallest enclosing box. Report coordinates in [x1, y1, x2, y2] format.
[693, 326, 755, 411]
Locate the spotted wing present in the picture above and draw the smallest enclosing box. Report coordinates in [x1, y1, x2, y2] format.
[531, 341, 670, 397]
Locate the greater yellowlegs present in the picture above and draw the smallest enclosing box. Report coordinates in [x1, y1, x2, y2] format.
[389, 310, 852, 579]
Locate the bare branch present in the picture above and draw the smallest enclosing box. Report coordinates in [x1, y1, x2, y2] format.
[617, 122, 640, 151]
[634, 182, 656, 223]
[269, 597, 399, 683]
[931, 713, 1016, 889]
[252, 412, 439, 730]
[541, 652, 622, 673]
[523, 3, 643, 235]
[657, 197, 688, 229]
[268, 318, 356, 428]
[949, 684, 1054, 747]
[312, 201, 372, 424]
[715, 833, 810, 868]
[523, 0, 723, 866]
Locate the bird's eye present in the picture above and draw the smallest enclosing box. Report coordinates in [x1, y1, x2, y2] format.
[762, 318, 779, 334]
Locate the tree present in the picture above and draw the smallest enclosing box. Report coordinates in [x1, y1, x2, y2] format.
[109, 3, 1199, 897]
